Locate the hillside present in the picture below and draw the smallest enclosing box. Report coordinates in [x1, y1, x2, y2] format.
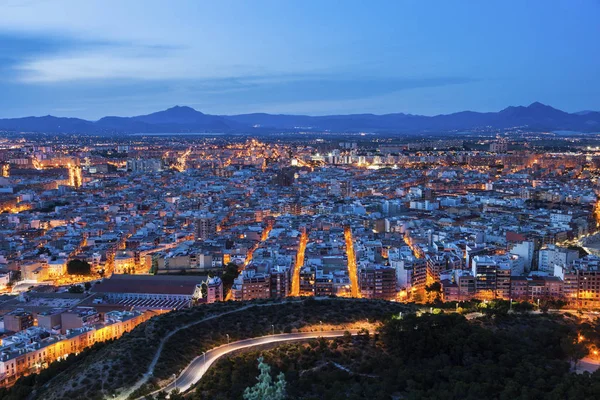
[0, 298, 411, 400]
[1, 103, 599, 134]
[192, 313, 600, 400]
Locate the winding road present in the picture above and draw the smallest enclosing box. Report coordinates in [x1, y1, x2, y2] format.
[145, 330, 357, 398]
[118, 301, 301, 400]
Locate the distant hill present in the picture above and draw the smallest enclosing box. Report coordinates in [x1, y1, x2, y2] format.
[1, 102, 599, 134]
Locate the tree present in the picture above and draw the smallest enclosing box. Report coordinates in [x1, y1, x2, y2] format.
[169, 389, 185, 400]
[425, 282, 442, 303]
[513, 301, 534, 313]
[222, 262, 241, 294]
[243, 356, 286, 400]
[68, 285, 84, 294]
[561, 335, 587, 369]
[84, 282, 92, 291]
[67, 259, 92, 275]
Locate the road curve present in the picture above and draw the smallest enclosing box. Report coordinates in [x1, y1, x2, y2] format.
[148, 330, 358, 397]
[118, 301, 304, 400]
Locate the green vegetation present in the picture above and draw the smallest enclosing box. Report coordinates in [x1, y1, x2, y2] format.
[67, 259, 91, 275]
[3, 297, 598, 400]
[2, 298, 410, 400]
[243, 357, 286, 400]
[26, 301, 247, 400]
[190, 313, 600, 400]
[221, 262, 241, 294]
[67, 284, 84, 293]
[145, 298, 410, 398]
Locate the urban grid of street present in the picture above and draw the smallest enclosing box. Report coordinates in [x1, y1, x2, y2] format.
[3, 135, 600, 395]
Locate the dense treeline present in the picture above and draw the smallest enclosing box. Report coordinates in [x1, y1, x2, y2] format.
[190, 314, 600, 400]
[66, 259, 91, 275]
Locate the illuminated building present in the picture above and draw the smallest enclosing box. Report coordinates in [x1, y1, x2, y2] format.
[126, 158, 162, 173]
[358, 266, 396, 300]
[231, 269, 271, 301]
[204, 276, 223, 303]
[538, 245, 579, 274]
[113, 250, 136, 274]
[0, 310, 154, 386]
[3, 310, 34, 333]
[471, 256, 511, 300]
[558, 257, 600, 307]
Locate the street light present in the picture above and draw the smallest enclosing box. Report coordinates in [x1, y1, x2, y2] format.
[226, 333, 230, 344]
[271, 324, 275, 335]
[319, 320, 323, 331]
[172, 373, 177, 391]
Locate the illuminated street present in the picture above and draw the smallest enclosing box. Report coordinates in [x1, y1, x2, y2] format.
[291, 228, 308, 296]
[344, 226, 360, 298]
[1, 3, 600, 399]
[147, 330, 359, 397]
[173, 147, 192, 172]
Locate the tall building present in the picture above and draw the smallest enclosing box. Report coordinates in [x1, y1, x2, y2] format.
[3, 310, 34, 333]
[272, 168, 295, 186]
[231, 269, 271, 301]
[489, 141, 508, 153]
[557, 256, 600, 307]
[471, 256, 511, 299]
[196, 215, 217, 241]
[359, 266, 396, 300]
[126, 158, 162, 173]
[538, 245, 579, 274]
[509, 241, 535, 272]
[269, 266, 291, 298]
[205, 276, 223, 303]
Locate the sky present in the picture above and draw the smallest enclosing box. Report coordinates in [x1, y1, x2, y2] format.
[0, 0, 599, 119]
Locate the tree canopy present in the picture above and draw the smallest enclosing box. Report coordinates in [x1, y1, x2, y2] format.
[243, 357, 286, 400]
[67, 259, 91, 275]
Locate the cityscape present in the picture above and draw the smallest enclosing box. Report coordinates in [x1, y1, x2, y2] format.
[0, 127, 600, 397]
[0, 1, 599, 400]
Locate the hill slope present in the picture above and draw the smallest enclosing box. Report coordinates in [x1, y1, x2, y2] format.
[1, 102, 599, 134]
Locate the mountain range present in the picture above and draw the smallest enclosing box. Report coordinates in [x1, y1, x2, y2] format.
[0, 102, 598, 134]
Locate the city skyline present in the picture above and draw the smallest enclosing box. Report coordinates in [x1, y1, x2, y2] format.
[1, 0, 599, 119]
[1, 1, 600, 398]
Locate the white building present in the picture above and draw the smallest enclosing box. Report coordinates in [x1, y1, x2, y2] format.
[539, 245, 579, 274]
[509, 241, 534, 272]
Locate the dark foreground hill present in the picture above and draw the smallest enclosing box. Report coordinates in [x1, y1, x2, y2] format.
[193, 313, 600, 400]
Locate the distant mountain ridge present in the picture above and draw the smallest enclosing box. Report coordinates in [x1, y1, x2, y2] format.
[0, 102, 599, 134]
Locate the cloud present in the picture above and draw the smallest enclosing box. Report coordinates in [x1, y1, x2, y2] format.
[0, 30, 187, 82]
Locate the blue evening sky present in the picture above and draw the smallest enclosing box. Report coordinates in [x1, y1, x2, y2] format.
[0, 0, 598, 119]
